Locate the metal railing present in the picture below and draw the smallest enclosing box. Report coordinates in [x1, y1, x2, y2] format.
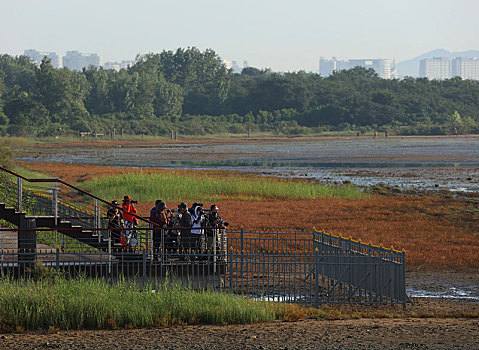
[313, 229, 406, 306]
[0, 166, 153, 250]
[0, 227, 407, 307]
[0, 166, 407, 307]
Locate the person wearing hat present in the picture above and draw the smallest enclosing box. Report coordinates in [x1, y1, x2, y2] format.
[107, 200, 124, 245]
[176, 202, 192, 254]
[122, 195, 138, 247]
[207, 204, 229, 260]
[190, 203, 206, 257]
[150, 200, 169, 260]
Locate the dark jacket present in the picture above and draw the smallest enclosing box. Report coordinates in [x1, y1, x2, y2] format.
[179, 210, 192, 235]
[107, 208, 123, 228]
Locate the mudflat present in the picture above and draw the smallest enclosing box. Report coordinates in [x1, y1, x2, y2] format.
[1, 313, 478, 349]
[16, 136, 479, 192]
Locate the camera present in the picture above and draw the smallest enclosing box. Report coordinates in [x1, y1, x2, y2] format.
[131, 200, 138, 204]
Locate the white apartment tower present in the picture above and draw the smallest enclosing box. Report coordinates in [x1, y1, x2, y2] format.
[320, 57, 391, 78]
[349, 59, 392, 79]
[319, 57, 349, 76]
[24, 49, 60, 68]
[63, 51, 101, 71]
[452, 57, 479, 80]
[419, 57, 450, 80]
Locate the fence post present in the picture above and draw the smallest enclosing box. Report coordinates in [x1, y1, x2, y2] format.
[17, 177, 22, 213]
[240, 227, 244, 294]
[229, 246, 233, 293]
[142, 246, 147, 287]
[52, 185, 58, 219]
[315, 247, 319, 308]
[1, 225, 4, 274]
[402, 250, 407, 310]
[94, 199, 100, 243]
[213, 230, 217, 274]
[52, 184, 58, 248]
[108, 230, 112, 277]
[161, 228, 165, 262]
[56, 245, 60, 272]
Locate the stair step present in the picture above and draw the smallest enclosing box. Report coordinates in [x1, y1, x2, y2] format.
[0, 203, 136, 254]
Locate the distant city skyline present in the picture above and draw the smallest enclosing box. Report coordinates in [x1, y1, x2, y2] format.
[1, 0, 477, 72]
[22, 47, 479, 81]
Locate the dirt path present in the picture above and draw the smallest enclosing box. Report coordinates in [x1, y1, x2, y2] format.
[1, 317, 478, 350]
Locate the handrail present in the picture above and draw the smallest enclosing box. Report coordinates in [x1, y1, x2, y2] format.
[0, 165, 156, 227]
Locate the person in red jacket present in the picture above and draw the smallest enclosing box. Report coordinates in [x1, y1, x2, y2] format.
[122, 195, 138, 247]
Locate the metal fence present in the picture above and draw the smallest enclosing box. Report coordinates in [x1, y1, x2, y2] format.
[313, 229, 406, 306]
[0, 226, 407, 307]
[0, 166, 407, 307]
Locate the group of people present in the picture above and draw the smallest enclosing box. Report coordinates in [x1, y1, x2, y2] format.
[107, 197, 228, 259]
[150, 201, 229, 260]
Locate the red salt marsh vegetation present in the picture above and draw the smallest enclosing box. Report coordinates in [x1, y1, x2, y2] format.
[18, 162, 479, 271]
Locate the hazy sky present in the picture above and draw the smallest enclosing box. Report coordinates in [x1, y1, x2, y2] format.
[0, 0, 477, 71]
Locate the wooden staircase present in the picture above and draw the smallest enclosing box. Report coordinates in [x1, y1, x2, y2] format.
[0, 202, 130, 257]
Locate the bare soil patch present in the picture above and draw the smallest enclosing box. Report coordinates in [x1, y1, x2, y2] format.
[1, 315, 478, 349]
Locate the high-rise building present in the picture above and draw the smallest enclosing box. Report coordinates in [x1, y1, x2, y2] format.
[24, 49, 60, 68]
[419, 57, 450, 80]
[63, 51, 101, 71]
[84, 53, 100, 68]
[451, 57, 479, 80]
[231, 61, 241, 73]
[223, 59, 249, 73]
[319, 57, 349, 76]
[319, 57, 391, 78]
[349, 59, 392, 79]
[103, 60, 135, 71]
[63, 51, 83, 71]
[103, 61, 121, 71]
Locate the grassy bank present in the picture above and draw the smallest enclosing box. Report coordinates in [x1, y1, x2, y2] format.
[79, 173, 366, 202]
[0, 276, 477, 332]
[0, 277, 277, 331]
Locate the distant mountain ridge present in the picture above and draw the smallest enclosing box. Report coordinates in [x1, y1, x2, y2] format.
[397, 49, 479, 77]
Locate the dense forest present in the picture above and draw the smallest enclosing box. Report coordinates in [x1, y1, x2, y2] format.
[0, 47, 478, 137]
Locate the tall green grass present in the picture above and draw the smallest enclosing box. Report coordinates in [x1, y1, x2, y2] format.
[0, 276, 476, 331]
[0, 276, 276, 330]
[80, 173, 366, 202]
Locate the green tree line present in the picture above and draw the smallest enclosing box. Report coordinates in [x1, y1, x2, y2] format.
[0, 47, 478, 137]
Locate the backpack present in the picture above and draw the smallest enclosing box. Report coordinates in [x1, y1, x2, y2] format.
[149, 207, 156, 220]
[152, 208, 168, 226]
[127, 231, 138, 247]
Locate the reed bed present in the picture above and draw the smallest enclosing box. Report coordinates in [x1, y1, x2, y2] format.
[0, 276, 278, 331]
[79, 173, 366, 202]
[15, 162, 479, 270]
